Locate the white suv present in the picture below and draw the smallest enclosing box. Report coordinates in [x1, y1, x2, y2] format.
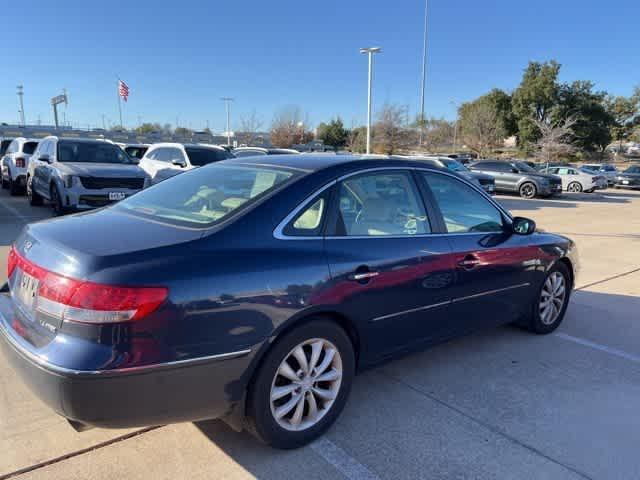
[1, 137, 39, 195]
[139, 143, 232, 184]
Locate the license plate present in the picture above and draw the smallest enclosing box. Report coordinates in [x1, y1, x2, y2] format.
[622, 180, 629, 185]
[15, 270, 39, 311]
[109, 192, 126, 201]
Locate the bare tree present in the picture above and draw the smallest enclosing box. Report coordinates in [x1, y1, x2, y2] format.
[270, 106, 313, 148]
[420, 118, 455, 152]
[458, 100, 505, 158]
[533, 115, 577, 163]
[239, 110, 264, 143]
[373, 103, 415, 154]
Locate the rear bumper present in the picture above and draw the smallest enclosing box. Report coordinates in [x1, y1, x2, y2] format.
[0, 293, 253, 429]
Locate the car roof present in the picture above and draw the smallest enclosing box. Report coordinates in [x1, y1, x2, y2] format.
[221, 153, 444, 174]
[150, 142, 226, 151]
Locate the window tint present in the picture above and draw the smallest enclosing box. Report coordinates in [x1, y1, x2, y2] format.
[185, 147, 229, 166]
[422, 172, 505, 234]
[125, 146, 147, 159]
[557, 168, 570, 175]
[548, 167, 559, 174]
[0, 140, 12, 156]
[284, 196, 327, 236]
[335, 172, 430, 236]
[22, 142, 38, 155]
[6, 141, 18, 154]
[476, 161, 511, 172]
[57, 141, 129, 164]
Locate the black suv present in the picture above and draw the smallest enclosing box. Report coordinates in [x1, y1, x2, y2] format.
[470, 160, 562, 198]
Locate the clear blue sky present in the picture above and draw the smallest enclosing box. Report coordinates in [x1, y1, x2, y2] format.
[1, 0, 638, 132]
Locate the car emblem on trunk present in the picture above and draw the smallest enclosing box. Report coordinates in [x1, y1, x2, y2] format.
[23, 240, 32, 252]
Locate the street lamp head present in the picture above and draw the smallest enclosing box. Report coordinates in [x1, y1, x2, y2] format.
[359, 47, 381, 54]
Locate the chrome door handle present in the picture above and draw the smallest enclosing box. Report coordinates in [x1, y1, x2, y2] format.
[457, 257, 480, 269]
[348, 271, 379, 281]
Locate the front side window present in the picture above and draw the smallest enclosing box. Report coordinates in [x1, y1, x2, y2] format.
[185, 147, 229, 166]
[335, 171, 430, 236]
[117, 164, 297, 227]
[57, 141, 130, 164]
[422, 172, 505, 234]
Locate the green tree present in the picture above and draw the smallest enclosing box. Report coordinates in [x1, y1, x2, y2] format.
[373, 104, 414, 154]
[316, 117, 348, 147]
[135, 122, 162, 134]
[555, 81, 613, 152]
[483, 88, 517, 137]
[512, 60, 561, 149]
[605, 87, 640, 151]
[347, 126, 367, 153]
[458, 97, 505, 158]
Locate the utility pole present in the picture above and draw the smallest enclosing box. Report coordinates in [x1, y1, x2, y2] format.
[359, 47, 381, 154]
[102, 114, 106, 130]
[419, 0, 428, 147]
[450, 100, 458, 152]
[221, 97, 234, 146]
[17, 85, 25, 126]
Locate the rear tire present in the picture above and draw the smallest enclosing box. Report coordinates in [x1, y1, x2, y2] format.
[519, 182, 537, 199]
[522, 262, 571, 334]
[567, 182, 582, 193]
[27, 176, 43, 206]
[246, 318, 355, 449]
[8, 175, 20, 196]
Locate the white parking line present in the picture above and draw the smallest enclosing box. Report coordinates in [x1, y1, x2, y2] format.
[311, 437, 380, 480]
[0, 196, 29, 222]
[554, 332, 640, 364]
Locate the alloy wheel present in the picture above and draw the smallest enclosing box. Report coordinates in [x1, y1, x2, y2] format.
[270, 338, 343, 431]
[568, 182, 582, 192]
[520, 183, 536, 199]
[539, 271, 566, 325]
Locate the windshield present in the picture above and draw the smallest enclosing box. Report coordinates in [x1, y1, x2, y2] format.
[514, 161, 537, 173]
[624, 166, 640, 174]
[442, 159, 468, 172]
[116, 164, 297, 227]
[23, 142, 39, 155]
[57, 140, 130, 164]
[185, 147, 230, 166]
[125, 146, 148, 159]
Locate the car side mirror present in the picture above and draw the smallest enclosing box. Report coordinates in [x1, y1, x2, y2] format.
[39, 154, 50, 163]
[511, 167, 519, 173]
[172, 159, 187, 168]
[512, 217, 536, 235]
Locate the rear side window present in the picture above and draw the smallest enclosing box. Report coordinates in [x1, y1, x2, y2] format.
[117, 164, 297, 227]
[334, 171, 430, 236]
[125, 146, 147, 159]
[422, 172, 505, 234]
[22, 142, 38, 155]
[185, 147, 230, 166]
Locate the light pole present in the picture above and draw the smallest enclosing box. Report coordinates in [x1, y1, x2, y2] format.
[419, 0, 428, 146]
[17, 85, 25, 126]
[360, 47, 381, 154]
[221, 97, 234, 146]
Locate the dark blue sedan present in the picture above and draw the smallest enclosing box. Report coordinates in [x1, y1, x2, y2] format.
[0, 155, 578, 448]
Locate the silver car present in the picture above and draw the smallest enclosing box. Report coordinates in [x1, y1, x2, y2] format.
[541, 166, 607, 193]
[26, 136, 149, 215]
[582, 164, 618, 185]
[1, 137, 39, 195]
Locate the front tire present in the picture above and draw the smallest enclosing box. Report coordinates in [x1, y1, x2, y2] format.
[8, 174, 20, 196]
[246, 319, 355, 449]
[27, 176, 43, 206]
[519, 182, 537, 199]
[523, 262, 571, 334]
[50, 184, 64, 215]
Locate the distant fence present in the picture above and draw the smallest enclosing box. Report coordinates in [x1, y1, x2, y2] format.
[0, 125, 271, 146]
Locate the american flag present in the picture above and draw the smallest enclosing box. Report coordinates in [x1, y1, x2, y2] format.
[118, 80, 130, 102]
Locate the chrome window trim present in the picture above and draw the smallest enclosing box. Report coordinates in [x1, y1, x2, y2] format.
[273, 166, 513, 240]
[371, 300, 451, 322]
[0, 315, 251, 377]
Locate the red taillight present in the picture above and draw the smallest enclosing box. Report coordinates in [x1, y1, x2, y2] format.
[10, 248, 168, 324]
[15, 157, 25, 168]
[7, 246, 18, 278]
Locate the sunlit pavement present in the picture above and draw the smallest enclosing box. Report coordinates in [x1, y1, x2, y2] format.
[1, 187, 640, 480]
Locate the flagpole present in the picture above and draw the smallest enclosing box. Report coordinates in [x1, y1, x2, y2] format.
[116, 77, 123, 128]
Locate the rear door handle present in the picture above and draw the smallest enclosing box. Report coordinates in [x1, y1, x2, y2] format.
[458, 256, 480, 270]
[349, 271, 379, 282]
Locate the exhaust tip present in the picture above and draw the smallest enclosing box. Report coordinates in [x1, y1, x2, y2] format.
[67, 419, 94, 432]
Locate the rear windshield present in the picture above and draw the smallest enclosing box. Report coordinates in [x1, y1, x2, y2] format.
[0, 140, 11, 155]
[22, 142, 38, 155]
[442, 159, 468, 172]
[58, 141, 130, 164]
[602, 165, 616, 171]
[185, 147, 230, 166]
[116, 164, 298, 227]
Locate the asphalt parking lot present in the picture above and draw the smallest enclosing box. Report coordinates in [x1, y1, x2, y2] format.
[1, 187, 639, 480]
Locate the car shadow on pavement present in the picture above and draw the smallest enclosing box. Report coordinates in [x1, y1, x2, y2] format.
[192, 289, 640, 479]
